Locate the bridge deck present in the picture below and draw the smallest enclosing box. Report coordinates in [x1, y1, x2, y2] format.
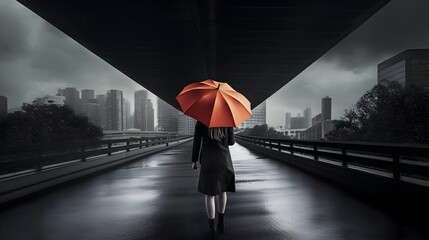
[0, 142, 427, 239]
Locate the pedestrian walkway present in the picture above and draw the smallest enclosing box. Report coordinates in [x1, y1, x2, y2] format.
[0, 142, 427, 240]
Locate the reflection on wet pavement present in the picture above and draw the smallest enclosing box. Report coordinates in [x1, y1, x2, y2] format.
[0, 142, 427, 239]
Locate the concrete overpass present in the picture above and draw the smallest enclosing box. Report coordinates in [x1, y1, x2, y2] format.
[18, 0, 391, 109]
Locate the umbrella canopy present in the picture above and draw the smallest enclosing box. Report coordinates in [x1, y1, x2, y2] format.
[176, 79, 252, 127]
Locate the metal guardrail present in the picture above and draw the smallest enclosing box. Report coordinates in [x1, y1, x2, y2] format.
[0, 135, 192, 177]
[236, 135, 429, 183]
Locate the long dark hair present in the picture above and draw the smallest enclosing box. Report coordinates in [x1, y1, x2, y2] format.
[208, 127, 227, 141]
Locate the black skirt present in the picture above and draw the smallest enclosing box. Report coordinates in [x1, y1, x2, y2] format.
[192, 121, 236, 196]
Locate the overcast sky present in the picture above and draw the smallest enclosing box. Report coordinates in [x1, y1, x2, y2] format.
[1, 0, 429, 127]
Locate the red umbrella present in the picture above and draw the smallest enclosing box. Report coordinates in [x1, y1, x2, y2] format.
[176, 79, 252, 127]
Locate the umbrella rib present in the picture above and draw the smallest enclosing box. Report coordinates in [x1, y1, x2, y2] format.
[219, 91, 237, 126]
[221, 90, 252, 116]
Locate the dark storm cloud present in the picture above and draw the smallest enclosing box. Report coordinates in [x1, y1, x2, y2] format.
[0, 1, 32, 62]
[0, 0, 148, 112]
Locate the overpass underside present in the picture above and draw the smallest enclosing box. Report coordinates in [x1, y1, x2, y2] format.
[0, 142, 427, 239]
[17, 0, 391, 108]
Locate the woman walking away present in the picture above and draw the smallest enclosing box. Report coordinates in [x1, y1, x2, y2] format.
[191, 121, 235, 240]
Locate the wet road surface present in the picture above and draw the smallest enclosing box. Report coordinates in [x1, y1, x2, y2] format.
[0, 142, 427, 240]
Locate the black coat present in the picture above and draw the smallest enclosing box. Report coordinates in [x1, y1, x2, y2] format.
[192, 121, 236, 196]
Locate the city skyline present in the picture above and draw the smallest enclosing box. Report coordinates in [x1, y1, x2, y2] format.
[1, 0, 429, 128]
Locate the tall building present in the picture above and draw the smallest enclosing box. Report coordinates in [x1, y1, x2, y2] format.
[135, 90, 154, 131]
[0, 96, 7, 114]
[96, 94, 107, 130]
[57, 87, 80, 114]
[378, 49, 429, 89]
[81, 89, 95, 113]
[123, 98, 131, 130]
[242, 101, 266, 128]
[106, 89, 123, 131]
[157, 98, 179, 132]
[321, 96, 332, 121]
[178, 112, 196, 135]
[86, 98, 100, 126]
[303, 107, 312, 128]
[35, 95, 65, 105]
[290, 114, 306, 129]
[285, 112, 291, 129]
[81, 89, 95, 103]
[145, 99, 155, 131]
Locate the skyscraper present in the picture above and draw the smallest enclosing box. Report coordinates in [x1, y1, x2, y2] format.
[81, 89, 95, 103]
[123, 98, 131, 130]
[157, 98, 179, 132]
[81, 89, 95, 114]
[242, 101, 266, 128]
[303, 107, 312, 128]
[378, 49, 429, 89]
[86, 98, 101, 126]
[285, 112, 291, 129]
[145, 99, 155, 131]
[96, 94, 107, 130]
[135, 90, 154, 131]
[178, 112, 196, 135]
[106, 89, 123, 131]
[0, 96, 7, 114]
[321, 96, 332, 121]
[57, 87, 80, 114]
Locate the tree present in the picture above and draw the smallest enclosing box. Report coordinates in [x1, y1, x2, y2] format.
[0, 102, 103, 146]
[241, 124, 289, 138]
[326, 81, 429, 144]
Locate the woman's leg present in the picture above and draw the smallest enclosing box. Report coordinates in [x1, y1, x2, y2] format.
[217, 192, 227, 233]
[218, 192, 227, 214]
[205, 195, 216, 219]
[205, 195, 216, 239]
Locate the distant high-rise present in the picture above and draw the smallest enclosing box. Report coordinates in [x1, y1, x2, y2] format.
[0, 96, 7, 114]
[96, 94, 107, 130]
[86, 98, 100, 126]
[378, 49, 429, 89]
[123, 98, 131, 130]
[285, 112, 291, 129]
[157, 98, 179, 132]
[81, 89, 94, 102]
[321, 96, 332, 121]
[145, 99, 155, 131]
[290, 113, 306, 129]
[242, 101, 266, 128]
[303, 107, 312, 128]
[58, 87, 80, 113]
[135, 90, 154, 131]
[106, 89, 123, 131]
[81, 89, 95, 114]
[178, 112, 196, 135]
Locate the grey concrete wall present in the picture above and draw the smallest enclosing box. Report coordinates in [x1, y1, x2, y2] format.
[0, 138, 192, 205]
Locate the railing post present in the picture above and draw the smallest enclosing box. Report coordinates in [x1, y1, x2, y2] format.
[278, 142, 282, 152]
[393, 153, 400, 180]
[269, 141, 272, 149]
[126, 140, 130, 152]
[166, 137, 169, 146]
[107, 143, 112, 156]
[341, 148, 347, 167]
[139, 139, 143, 149]
[313, 145, 318, 161]
[81, 145, 86, 162]
[36, 149, 42, 172]
[290, 143, 294, 155]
